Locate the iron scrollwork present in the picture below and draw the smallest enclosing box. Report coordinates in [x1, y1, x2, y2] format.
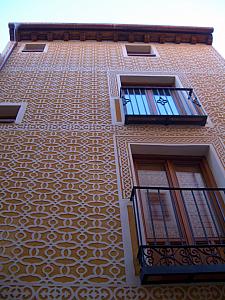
[140, 245, 225, 267]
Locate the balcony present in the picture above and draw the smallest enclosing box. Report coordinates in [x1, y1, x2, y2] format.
[121, 87, 207, 125]
[130, 187, 225, 284]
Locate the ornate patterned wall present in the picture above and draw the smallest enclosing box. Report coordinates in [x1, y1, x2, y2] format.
[0, 41, 224, 299]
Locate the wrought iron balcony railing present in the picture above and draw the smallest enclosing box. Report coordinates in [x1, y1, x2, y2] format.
[121, 87, 208, 125]
[130, 187, 225, 284]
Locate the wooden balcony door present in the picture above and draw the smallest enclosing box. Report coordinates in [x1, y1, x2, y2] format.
[134, 157, 224, 245]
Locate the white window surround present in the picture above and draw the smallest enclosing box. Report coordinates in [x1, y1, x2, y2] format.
[19, 43, 48, 53]
[0, 102, 27, 124]
[127, 143, 225, 247]
[123, 44, 159, 58]
[129, 143, 225, 188]
[118, 74, 182, 88]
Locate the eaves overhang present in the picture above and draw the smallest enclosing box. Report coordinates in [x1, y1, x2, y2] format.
[8, 22, 214, 45]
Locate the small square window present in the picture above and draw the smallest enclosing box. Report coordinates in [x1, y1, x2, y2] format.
[125, 44, 156, 57]
[22, 44, 46, 52]
[0, 103, 27, 123]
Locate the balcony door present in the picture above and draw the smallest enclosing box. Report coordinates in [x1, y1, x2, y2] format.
[122, 87, 181, 116]
[135, 156, 224, 245]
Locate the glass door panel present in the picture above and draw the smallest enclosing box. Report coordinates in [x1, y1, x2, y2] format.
[123, 88, 150, 115]
[174, 162, 223, 242]
[152, 89, 180, 116]
[137, 162, 184, 243]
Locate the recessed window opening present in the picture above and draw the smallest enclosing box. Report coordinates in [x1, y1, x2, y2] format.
[125, 44, 156, 57]
[119, 75, 207, 126]
[22, 43, 46, 52]
[129, 144, 225, 284]
[0, 103, 27, 124]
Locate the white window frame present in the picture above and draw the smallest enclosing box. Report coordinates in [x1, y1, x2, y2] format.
[0, 102, 27, 124]
[123, 44, 159, 57]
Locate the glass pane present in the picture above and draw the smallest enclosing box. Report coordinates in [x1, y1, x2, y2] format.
[124, 88, 150, 115]
[175, 163, 222, 240]
[137, 163, 182, 242]
[153, 89, 179, 115]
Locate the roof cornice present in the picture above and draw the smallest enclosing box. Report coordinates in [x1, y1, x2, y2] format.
[8, 23, 214, 45]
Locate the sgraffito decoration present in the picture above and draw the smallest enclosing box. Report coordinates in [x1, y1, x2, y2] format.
[0, 41, 224, 299]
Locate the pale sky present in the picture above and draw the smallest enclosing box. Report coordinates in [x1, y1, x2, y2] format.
[1, 0, 225, 58]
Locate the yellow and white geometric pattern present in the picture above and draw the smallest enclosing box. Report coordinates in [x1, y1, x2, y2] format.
[0, 41, 224, 299]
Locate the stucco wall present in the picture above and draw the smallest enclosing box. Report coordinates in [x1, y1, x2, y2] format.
[0, 41, 224, 299]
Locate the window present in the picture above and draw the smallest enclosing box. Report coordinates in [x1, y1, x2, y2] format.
[135, 156, 224, 244]
[131, 153, 225, 283]
[0, 103, 27, 123]
[125, 44, 156, 57]
[120, 75, 207, 125]
[22, 43, 46, 52]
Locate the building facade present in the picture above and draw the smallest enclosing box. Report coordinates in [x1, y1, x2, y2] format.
[0, 23, 224, 299]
